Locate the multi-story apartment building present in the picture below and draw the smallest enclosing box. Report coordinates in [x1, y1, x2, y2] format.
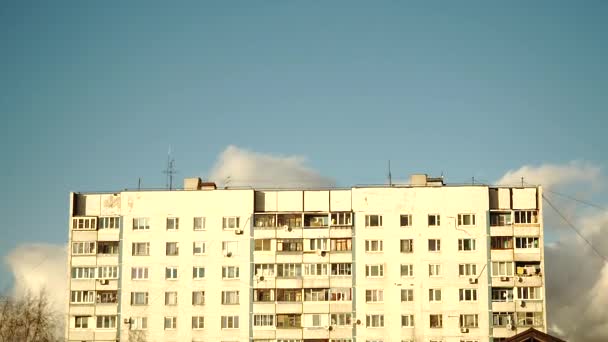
[65, 174, 547, 342]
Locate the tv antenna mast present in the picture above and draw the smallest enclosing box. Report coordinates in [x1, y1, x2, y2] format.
[388, 160, 392, 186]
[163, 147, 177, 190]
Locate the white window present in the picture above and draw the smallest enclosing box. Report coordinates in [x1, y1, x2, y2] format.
[331, 313, 352, 326]
[303, 263, 328, 276]
[131, 267, 149, 280]
[192, 291, 205, 305]
[365, 289, 384, 302]
[401, 264, 414, 277]
[222, 216, 240, 229]
[193, 266, 205, 279]
[400, 239, 414, 253]
[492, 312, 515, 326]
[72, 242, 96, 255]
[221, 315, 239, 329]
[98, 217, 120, 229]
[165, 292, 178, 306]
[460, 314, 479, 328]
[309, 238, 329, 251]
[430, 314, 443, 328]
[164, 316, 177, 330]
[400, 214, 412, 227]
[131, 317, 147, 330]
[491, 212, 512, 226]
[277, 263, 301, 277]
[366, 314, 384, 327]
[401, 289, 414, 302]
[97, 266, 118, 279]
[365, 215, 383, 227]
[193, 241, 206, 255]
[166, 217, 179, 230]
[72, 217, 97, 230]
[428, 239, 441, 252]
[96, 315, 116, 329]
[132, 242, 149, 256]
[130, 292, 149, 305]
[71, 267, 95, 279]
[165, 266, 178, 280]
[193, 217, 205, 230]
[222, 266, 240, 279]
[304, 288, 329, 301]
[331, 263, 352, 276]
[222, 291, 240, 305]
[253, 314, 274, 327]
[429, 264, 441, 277]
[222, 241, 238, 256]
[365, 264, 384, 277]
[517, 287, 542, 300]
[492, 261, 514, 277]
[71, 291, 95, 304]
[428, 214, 440, 226]
[492, 288, 514, 302]
[365, 240, 383, 252]
[401, 314, 414, 327]
[74, 316, 88, 329]
[132, 217, 150, 230]
[255, 239, 272, 251]
[514, 210, 538, 224]
[459, 289, 478, 302]
[515, 237, 540, 249]
[166, 242, 179, 256]
[458, 239, 476, 251]
[330, 288, 352, 301]
[517, 312, 543, 326]
[331, 212, 352, 226]
[458, 214, 476, 226]
[255, 263, 275, 277]
[429, 289, 442, 302]
[459, 264, 477, 276]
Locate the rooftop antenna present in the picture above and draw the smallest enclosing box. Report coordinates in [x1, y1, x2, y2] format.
[388, 160, 392, 186]
[162, 147, 177, 190]
[521, 177, 524, 187]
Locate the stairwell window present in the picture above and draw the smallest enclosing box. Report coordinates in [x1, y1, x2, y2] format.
[458, 214, 476, 226]
[166, 217, 179, 231]
[365, 215, 383, 227]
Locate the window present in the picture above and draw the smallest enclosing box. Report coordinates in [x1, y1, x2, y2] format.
[165, 266, 178, 280]
[331, 263, 352, 276]
[72, 217, 97, 230]
[458, 214, 476, 226]
[255, 239, 272, 251]
[96, 315, 116, 329]
[254, 289, 274, 302]
[192, 316, 205, 329]
[97, 241, 119, 255]
[515, 237, 540, 249]
[428, 214, 440, 226]
[460, 314, 479, 328]
[132, 217, 150, 230]
[193, 241, 206, 255]
[490, 212, 512, 226]
[428, 239, 441, 252]
[166, 217, 179, 230]
[491, 236, 513, 249]
[132, 242, 150, 256]
[164, 316, 177, 330]
[492, 312, 514, 326]
[400, 214, 412, 227]
[99, 217, 120, 229]
[278, 214, 302, 228]
[222, 241, 238, 256]
[514, 210, 538, 224]
[365, 289, 384, 302]
[253, 314, 274, 327]
[366, 314, 384, 327]
[304, 288, 329, 301]
[222, 216, 240, 229]
[71, 267, 95, 279]
[193, 217, 205, 230]
[193, 266, 205, 279]
[517, 312, 543, 326]
[401, 289, 414, 302]
[96, 291, 117, 304]
[72, 242, 96, 255]
[255, 263, 275, 277]
[165, 292, 178, 306]
[331, 212, 352, 226]
[401, 314, 414, 327]
[429, 289, 442, 302]
[130, 317, 147, 330]
[492, 288, 514, 302]
[166, 242, 179, 256]
[277, 239, 303, 252]
[222, 266, 240, 279]
[401, 264, 414, 277]
[309, 238, 329, 251]
[458, 239, 476, 251]
[330, 288, 352, 301]
[517, 287, 542, 300]
[400, 239, 414, 253]
[365, 264, 384, 277]
[303, 263, 328, 276]
[97, 266, 118, 279]
[74, 316, 88, 329]
[71, 291, 94, 304]
[131, 267, 149, 280]
[131, 292, 149, 305]
[459, 264, 477, 276]
[365, 215, 383, 227]
[430, 314, 443, 328]
[192, 291, 205, 305]
[222, 291, 240, 305]
[304, 214, 328, 227]
[365, 240, 383, 252]
[429, 264, 441, 277]
[492, 261, 514, 277]
[276, 289, 302, 302]
[331, 238, 352, 251]
[221, 315, 240, 329]
[276, 314, 301, 328]
[331, 313, 352, 326]
[459, 289, 478, 302]
[277, 264, 301, 278]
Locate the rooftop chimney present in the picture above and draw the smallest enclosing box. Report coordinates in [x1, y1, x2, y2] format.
[410, 174, 444, 187]
[183, 178, 217, 190]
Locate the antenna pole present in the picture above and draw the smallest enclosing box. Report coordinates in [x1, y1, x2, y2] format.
[388, 160, 392, 186]
[163, 148, 177, 190]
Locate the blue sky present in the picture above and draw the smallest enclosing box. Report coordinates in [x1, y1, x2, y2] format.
[1, 1, 607, 290]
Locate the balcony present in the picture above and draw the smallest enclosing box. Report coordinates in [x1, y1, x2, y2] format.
[492, 301, 516, 312]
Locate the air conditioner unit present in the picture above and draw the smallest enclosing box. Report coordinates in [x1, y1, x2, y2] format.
[257, 276, 265, 282]
[327, 326, 333, 331]
[469, 278, 478, 284]
[284, 225, 292, 232]
[460, 328, 469, 333]
[500, 276, 510, 281]
[99, 279, 109, 285]
[316, 250, 327, 257]
[520, 301, 526, 308]
[234, 229, 243, 235]
[224, 251, 232, 257]
[518, 276, 523, 282]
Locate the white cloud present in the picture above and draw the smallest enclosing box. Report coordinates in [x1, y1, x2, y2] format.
[496, 161, 602, 189]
